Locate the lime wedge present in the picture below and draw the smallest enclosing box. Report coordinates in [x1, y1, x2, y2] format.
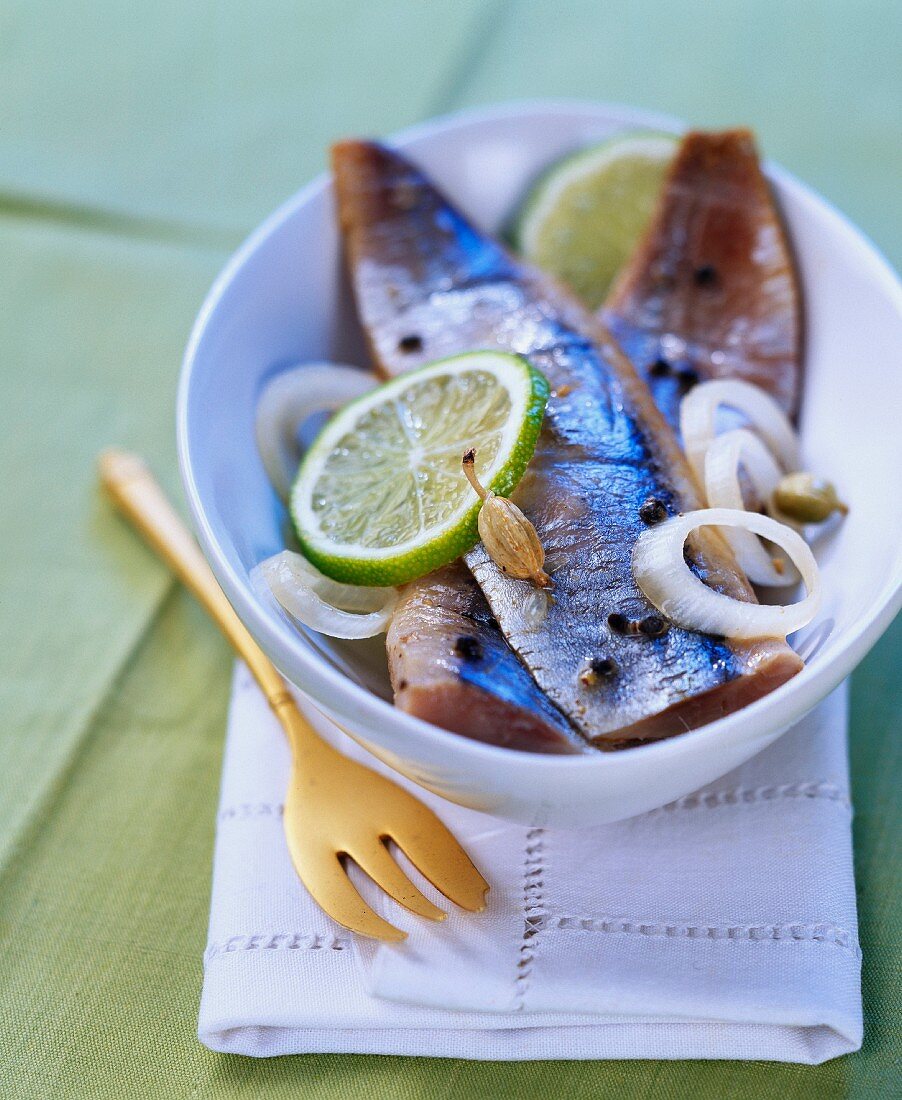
[290, 352, 549, 586]
[513, 131, 678, 310]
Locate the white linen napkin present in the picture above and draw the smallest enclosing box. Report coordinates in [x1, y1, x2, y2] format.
[198, 665, 862, 1063]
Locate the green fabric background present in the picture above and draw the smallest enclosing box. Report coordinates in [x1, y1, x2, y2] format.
[1, 1, 898, 1096]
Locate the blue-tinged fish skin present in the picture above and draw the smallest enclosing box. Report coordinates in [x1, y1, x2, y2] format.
[387, 563, 586, 753]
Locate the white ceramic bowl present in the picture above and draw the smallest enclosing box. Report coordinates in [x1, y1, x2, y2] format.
[178, 101, 902, 827]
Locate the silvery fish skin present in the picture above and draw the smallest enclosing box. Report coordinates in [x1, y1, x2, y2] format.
[333, 140, 802, 745]
[604, 129, 802, 432]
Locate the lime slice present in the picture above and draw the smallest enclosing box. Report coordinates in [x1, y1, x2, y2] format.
[290, 352, 549, 586]
[513, 131, 678, 310]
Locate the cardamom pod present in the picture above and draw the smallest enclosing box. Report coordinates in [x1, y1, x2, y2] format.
[772, 472, 848, 524]
[462, 449, 551, 588]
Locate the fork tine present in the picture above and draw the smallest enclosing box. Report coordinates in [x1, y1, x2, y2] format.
[290, 846, 408, 942]
[345, 839, 447, 922]
[389, 807, 490, 913]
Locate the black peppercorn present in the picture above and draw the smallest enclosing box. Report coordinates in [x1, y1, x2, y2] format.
[693, 264, 718, 287]
[639, 497, 668, 525]
[607, 612, 631, 634]
[454, 635, 483, 661]
[398, 334, 423, 353]
[608, 612, 669, 638]
[676, 363, 700, 387]
[579, 655, 617, 686]
[639, 615, 669, 638]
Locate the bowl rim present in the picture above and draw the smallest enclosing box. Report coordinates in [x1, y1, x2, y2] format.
[178, 97, 902, 771]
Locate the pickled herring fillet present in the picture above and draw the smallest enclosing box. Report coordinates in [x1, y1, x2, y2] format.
[388, 563, 585, 753]
[334, 141, 589, 752]
[333, 140, 802, 745]
[604, 129, 802, 433]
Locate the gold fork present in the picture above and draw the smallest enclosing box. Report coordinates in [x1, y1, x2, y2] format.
[98, 449, 489, 942]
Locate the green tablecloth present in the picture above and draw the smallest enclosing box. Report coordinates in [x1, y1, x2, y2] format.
[1, 2, 899, 1096]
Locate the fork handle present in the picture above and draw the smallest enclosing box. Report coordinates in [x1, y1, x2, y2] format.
[98, 449, 326, 745]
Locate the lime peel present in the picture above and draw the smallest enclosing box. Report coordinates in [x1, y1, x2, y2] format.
[290, 351, 549, 586]
[513, 131, 679, 309]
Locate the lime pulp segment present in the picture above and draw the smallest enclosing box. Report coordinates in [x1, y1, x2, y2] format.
[290, 352, 549, 586]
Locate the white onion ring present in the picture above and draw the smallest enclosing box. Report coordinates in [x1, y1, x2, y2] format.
[632, 508, 820, 640]
[680, 379, 800, 487]
[255, 363, 378, 501]
[253, 550, 397, 639]
[704, 429, 800, 586]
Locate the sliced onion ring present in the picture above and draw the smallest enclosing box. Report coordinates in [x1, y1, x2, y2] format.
[704, 429, 800, 587]
[253, 550, 397, 639]
[255, 363, 378, 501]
[632, 508, 820, 640]
[680, 379, 800, 487]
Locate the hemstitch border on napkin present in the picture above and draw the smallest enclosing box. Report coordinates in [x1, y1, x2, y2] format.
[514, 827, 546, 1012]
[652, 781, 851, 814]
[204, 931, 350, 964]
[553, 916, 861, 957]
